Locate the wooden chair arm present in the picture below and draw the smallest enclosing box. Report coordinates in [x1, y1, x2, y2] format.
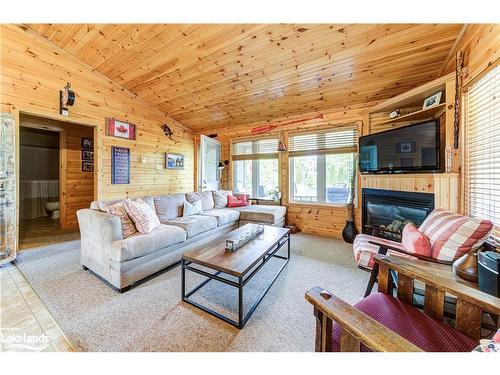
[305, 286, 422, 352]
[368, 240, 453, 266]
[374, 254, 500, 315]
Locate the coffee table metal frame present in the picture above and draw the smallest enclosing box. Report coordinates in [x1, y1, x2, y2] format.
[181, 232, 290, 329]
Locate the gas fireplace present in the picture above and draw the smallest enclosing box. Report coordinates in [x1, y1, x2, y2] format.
[362, 188, 434, 242]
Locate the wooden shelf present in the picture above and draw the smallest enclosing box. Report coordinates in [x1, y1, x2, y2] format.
[376, 103, 446, 126]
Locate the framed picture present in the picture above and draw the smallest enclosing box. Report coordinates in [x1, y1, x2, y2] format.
[423, 91, 442, 109]
[106, 118, 136, 140]
[82, 162, 94, 172]
[166, 153, 184, 170]
[396, 142, 416, 153]
[81, 138, 93, 150]
[82, 150, 94, 161]
[112, 146, 130, 184]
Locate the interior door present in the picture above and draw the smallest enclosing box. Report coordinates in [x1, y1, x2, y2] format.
[198, 135, 221, 191]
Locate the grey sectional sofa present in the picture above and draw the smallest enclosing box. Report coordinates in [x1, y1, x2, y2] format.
[76, 190, 286, 292]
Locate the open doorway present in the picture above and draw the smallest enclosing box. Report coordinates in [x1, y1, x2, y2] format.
[19, 114, 95, 250]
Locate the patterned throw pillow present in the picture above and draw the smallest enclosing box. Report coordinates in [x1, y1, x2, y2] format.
[123, 198, 161, 234]
[228, 195, 249, 207]
[105, 201, 137, 238]
[418, 208, 493, 261]
[401, 223, 432, 257]
[183, 200, 203, 217]
[212, 190, 233, 208]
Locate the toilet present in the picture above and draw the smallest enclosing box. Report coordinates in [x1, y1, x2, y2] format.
[46, 201, 60, 219]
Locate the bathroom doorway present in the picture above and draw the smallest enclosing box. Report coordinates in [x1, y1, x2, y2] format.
[18, 114, 94, 249]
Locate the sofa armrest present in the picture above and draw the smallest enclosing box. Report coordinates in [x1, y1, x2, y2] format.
[305, 286, 422, 352]
[77, 209, 123, 246]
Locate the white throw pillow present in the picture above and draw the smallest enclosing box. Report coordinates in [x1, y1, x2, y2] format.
[212, 190, 233, 209]
[183, 200, 202, 217]
[123, 198, 161, 234]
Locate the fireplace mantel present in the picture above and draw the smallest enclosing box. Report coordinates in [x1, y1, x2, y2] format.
[360, 173, 460, 212]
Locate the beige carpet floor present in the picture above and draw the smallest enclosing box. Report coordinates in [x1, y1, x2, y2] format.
[15, 233, 369, 352]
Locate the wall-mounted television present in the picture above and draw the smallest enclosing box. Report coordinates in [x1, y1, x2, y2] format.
[359, 119, 442, 174]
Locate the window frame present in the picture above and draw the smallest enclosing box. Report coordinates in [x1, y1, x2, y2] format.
[288, 127, 357, 207]
[231, 136, 280, 199]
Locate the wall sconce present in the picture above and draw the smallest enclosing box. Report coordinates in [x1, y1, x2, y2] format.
[60, 82, 76, 116]
[218, 160, 229, 170]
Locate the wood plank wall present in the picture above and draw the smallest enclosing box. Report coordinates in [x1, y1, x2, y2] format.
[1, 24, 194, 203]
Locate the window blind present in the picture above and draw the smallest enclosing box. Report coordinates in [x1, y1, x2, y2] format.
[464, 65, 499, 237]
[232, 137, 278, 160]
[288, 127, 357, 157]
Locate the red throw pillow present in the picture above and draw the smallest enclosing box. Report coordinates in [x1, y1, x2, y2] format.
[402, 223, 432, 257]
[228, 195, 249, 207]
[233, 193, 249, 205]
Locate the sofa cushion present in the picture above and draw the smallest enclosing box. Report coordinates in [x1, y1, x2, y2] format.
[418, 208, 493, 261]
[111, 224, 187, 262]
[94, 196, 155, 212]
[200, 208, 240, 226]
[402, 223, 432, 257]
[124, 198, 161, 234]
[332, 292, 477, 352]
[212, 190, 233, 208]
[154, 193, 186, 221]
[236, 205, 286, 224]
[186, 191, 215, 211]
[183, 200, 202, 217]
[104, 200, 137, 238]
[164, 215, 217, 238]
[228, 195, 249, 207]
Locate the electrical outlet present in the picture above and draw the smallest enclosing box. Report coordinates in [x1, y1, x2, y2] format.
[141, 155, 147, 164]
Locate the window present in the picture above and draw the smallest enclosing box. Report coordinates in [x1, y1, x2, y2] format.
[289, 128, 357, 205]
[232, 138, 279, 199]
[465, 65, 499, 235]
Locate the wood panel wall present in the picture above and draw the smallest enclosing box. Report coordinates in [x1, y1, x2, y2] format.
[1, 24, 194, 204]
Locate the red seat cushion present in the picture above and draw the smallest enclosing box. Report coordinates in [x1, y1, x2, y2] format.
[332, 292, 477, 352]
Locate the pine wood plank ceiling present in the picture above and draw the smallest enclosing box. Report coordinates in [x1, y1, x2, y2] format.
[26, 24, 464, 132]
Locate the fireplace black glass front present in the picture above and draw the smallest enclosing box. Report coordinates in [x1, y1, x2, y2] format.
[362, 188, 434, 241]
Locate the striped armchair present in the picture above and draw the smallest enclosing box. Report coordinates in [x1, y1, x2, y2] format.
[353, 208, 494, 296]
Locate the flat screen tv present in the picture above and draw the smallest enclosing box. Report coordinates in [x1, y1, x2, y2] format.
[359, 119, 442, 174]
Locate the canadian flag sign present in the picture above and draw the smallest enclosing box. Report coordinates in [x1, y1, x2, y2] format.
[106, 118, 136, 140]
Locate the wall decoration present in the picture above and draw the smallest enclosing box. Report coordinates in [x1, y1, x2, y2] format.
[422, 91, 442, 109]
[81, 138, 93, 150]
[82, 150, 93, 161]
[454, 51, 463, 149]
[166, 153, 184, 170]
[396, 142, 415, 153]
[161, 124, 176, 142]
[112, 146, 130, 184]
[59, 82, 76, 116]
[389, 109, 401, 119]
[107, 118, 136, 140]
[82, 162, 94, 172]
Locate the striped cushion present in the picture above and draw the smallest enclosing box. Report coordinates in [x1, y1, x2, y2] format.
[353, 234, 414, 270]
[401, 223, 432, 257]
[105, 200, 137, 238]
[418, 208, 493, 261]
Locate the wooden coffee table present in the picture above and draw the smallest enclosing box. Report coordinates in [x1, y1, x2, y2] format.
[181, 224, 290, 328]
